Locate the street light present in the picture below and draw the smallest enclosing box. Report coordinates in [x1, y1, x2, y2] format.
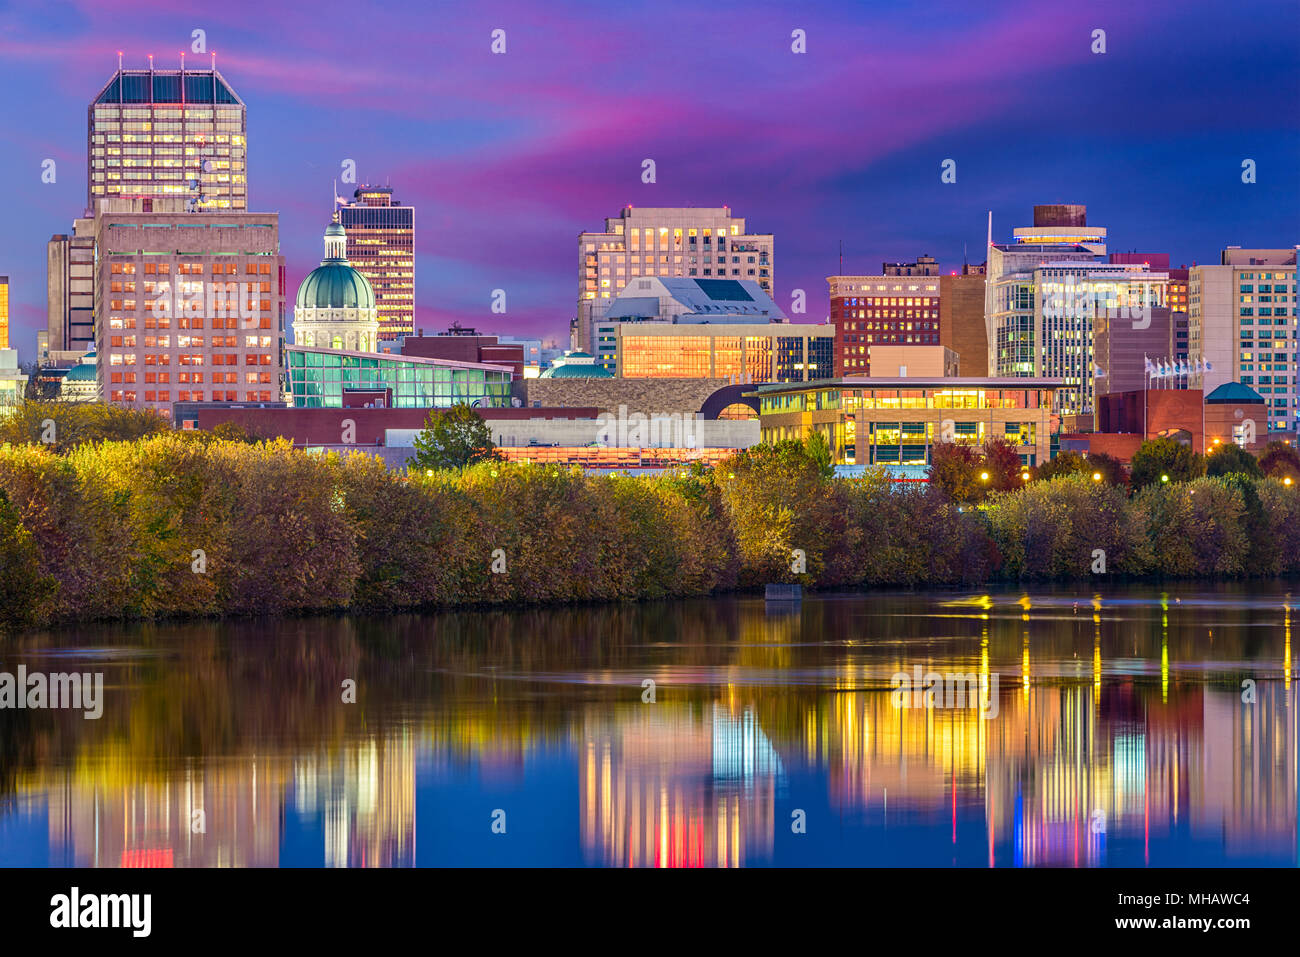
[1161, 474, 1170, 483]
[1092, 472, 1102, 482]
[980, 472, 990, 481]
[1286, 477, 1295, 487]
[1020, 471, 1031, 481]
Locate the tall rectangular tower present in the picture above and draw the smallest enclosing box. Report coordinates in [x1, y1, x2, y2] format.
[94, 198, 285, 419]
[88, 62, 247, 211]
[46, 217, 97, 356]
[338, 186, 415, 341]
[1189, 248, 1297, 433]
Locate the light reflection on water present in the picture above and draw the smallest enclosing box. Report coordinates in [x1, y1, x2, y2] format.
[0, 583, 1295, 868]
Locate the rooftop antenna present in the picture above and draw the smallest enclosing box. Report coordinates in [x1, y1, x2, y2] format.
[986, 210, 993, 250]
[117, 50, 123, 71]
[180, 51, 185, 71]
[839, 239, 843, 275]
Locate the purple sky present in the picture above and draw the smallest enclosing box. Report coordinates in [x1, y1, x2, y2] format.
[2, 0, 1297, 357]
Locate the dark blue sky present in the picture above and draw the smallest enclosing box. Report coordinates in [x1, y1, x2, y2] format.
[1, 0, 1296, 357]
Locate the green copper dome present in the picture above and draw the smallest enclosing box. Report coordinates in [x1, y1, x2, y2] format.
[296, 262, 376, 310]
[296, 216, 376, 311]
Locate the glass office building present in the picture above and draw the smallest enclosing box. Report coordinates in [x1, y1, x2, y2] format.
[287, 346, 512, 409]
[751, 376, 1062, 468]
[617, 324, 833, 381]
[89, 65, 247, 211]
[338, 187, 415, 341]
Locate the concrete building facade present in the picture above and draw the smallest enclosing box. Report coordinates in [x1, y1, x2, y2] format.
[94, 198, 285, 417]
[1188, 247, 1297, 434]
[575, 206, 774, 361]
[46, 218, 97, 358]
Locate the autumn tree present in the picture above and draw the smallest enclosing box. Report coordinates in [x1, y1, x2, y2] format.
[928, 442, 983, 503]
[981, 436, 1024, 493]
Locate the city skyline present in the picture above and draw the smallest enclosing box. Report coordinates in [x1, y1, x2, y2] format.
[1, 0, 1297, 361]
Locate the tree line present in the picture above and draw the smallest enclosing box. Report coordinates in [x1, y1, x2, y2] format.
[1, 402, 1298, 630]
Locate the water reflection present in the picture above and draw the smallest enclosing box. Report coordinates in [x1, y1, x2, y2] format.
[0, 584, 1295, 867]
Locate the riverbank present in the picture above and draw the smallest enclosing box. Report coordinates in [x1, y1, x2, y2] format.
[2, 434, 1298, 628]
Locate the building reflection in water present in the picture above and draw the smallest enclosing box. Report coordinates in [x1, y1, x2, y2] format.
[30, 731, 418, 868]
[579, 704, 784, 867]
[3, 588, 1296, 867]
[291, 731, 417, 868]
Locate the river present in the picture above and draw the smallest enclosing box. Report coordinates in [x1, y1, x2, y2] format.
[0, 583, 1295, 867]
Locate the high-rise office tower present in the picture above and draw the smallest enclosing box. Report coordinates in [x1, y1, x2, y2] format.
[95, 198, 285, 418]
[984, 204, 1168, 418]
[88, 59, 247, 211]
[575, 206, 774, 367]
[337, 186, 415, 341]
[1189, 247, 1297, 434]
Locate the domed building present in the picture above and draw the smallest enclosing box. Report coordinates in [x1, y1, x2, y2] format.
[539, 351, 614, 379]
[60, 351, 100, 402]
[293, 214, 380, 352]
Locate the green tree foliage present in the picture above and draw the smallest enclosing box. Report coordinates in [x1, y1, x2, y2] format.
[1085, 452, 1128, 486]
[1132, 477, 1249, 576]
[0, 400, 169, 452]
[986, 474, 1147, 579]
[1205, 442, 1263, 479]
[1129, 437, 1204, 489]
[716, 439, 839, 586]
[804, 429, 834, 479]
[1034, 450, 1087, 481]
[0, 489, 58, 630]
[1258, 440, 1300, 482]
[1256, 478, 1300, 575]
[208, 422, 264, 444]
[1, 432, 1297, 629]
[410, 403, 500, 472]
